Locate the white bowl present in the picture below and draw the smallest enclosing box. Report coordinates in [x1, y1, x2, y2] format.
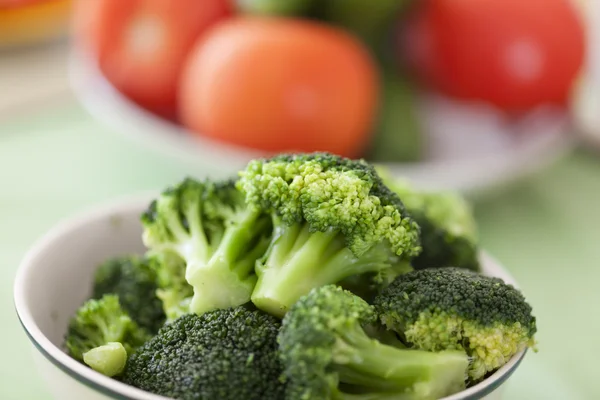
[69, 49, 574, 196]
[14, 194, 528, 400]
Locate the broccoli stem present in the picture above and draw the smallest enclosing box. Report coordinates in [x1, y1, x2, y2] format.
[83, 342, 127, 377]
[156, 288, 192, 322]
[187, 209, 269, 314]
[188, 257, 257, 314]
[95, 315, 128, 345]
[338, 390, 420, 400]
[333, 325, 468, 399]
[173, 199, 211, 263]
[252, 220, 392, 317]
[214, 209, 271, 276]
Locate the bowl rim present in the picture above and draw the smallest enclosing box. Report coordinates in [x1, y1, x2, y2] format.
[13, 194, 528, 400]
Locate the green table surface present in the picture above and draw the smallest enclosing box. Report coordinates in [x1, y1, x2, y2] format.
[1, 101, 599, 400]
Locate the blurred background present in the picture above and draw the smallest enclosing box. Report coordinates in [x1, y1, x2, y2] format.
[1, 0, 599, 398]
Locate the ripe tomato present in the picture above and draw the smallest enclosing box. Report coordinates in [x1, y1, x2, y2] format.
[73, 0, 232, 117]
[403, 0, 586, 111]
[179, 18, 378, 158]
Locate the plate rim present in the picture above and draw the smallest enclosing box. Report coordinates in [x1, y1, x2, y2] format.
[68, 49, 575, 195]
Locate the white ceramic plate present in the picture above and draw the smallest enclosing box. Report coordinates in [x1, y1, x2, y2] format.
[69, 50, 574, 196]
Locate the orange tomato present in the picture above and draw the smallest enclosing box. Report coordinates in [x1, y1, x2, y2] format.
[73, 0, 232, 117]
[179, 18, 379, 158]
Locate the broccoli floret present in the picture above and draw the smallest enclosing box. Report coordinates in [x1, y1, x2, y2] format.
[373, 268, 537, 381]
[82, 342, 128, 377]
[279, 285, 469, 400]
[379, 171, 480, 271]
[141, 178, 272, 315]
[147, 251, 193, 321]
[238, 152, 421, 317]
[122, 307, 285, 400]
[65, 294, 151, 364]
[92, 255, 165, 333]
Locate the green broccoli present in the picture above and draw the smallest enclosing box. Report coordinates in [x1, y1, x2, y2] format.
[122, 307, 285, 400]
[238, 152, 421, 317]
[65, 294, 151, 373]
[373, 268, 537, 381]
[92, 255, 165, 333]
[141, 178, 272, 315]
[279, 285, 469, 400]
[317, 0, 415, 57]
[379, 171, 480, 271]
[147, 251, 193, 321]
[236, 0, 315, 16]
[82, 342, 128, 377]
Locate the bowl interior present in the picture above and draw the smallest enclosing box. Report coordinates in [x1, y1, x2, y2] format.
[20, 201, 147, 348]
[14, 195, 525, 400]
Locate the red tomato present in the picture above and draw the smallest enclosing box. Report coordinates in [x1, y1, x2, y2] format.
[73, 0, 232, 117]
[179, 18, 379, 158]
[402, 0, 586, 111]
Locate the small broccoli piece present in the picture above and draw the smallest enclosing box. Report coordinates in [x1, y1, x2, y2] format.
[92, 255, 165, 333]
[373, 268, 537, 381]
[65, 294, 151, 363]
[122, 307, 285, 400]
[147, 251, 193, 321]
[379, 170, 480, 271]
[238, 152, 421, 317]
[279, 285, 469, 400]
[83, 342, 127, 377]
[141, 178, 272, 315]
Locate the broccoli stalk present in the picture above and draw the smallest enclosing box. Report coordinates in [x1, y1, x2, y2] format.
[252, 221, 399, 316]
[141, 178, 272, 315]
[340, 392, 423, 400]
[332, 325, 468, 396]
[239, 153, 421, 317]
[82, 342, 127, 377]
[279, 285, 468, 400]
[147, 252, 193, 322]
[186, 204, 270, 314]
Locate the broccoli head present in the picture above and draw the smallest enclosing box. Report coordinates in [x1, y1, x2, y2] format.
[65, 294, 151, 368]
[141, 177, 272, 315]
[122, 307, 285, 400]
[279, 285, 469, 400]
[379, 171, 480, 271]
[373, 268, 537, 381]
[92, 255, 165, 333]
[238, 152, 421, 317]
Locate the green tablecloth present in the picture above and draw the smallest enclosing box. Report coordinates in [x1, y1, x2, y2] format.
[1, 102, 599, 399]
